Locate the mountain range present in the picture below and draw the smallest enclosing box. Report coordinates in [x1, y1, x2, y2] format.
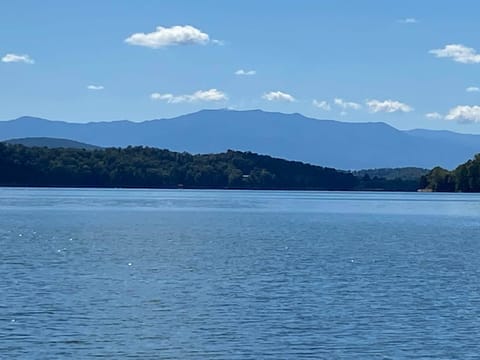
[1, 109, 479, 169]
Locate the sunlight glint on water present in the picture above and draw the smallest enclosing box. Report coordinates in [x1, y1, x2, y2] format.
[1, 188, 480, 359]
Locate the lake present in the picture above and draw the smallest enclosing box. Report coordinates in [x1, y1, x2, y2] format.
[1, 188, 480, 359]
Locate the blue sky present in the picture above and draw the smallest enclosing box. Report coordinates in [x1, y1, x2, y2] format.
[1, 0, 480, 133]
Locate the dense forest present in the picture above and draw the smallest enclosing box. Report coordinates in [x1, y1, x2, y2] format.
[354, 167, 427, 192]
[420, 154, 480, 192]
[0, 143, 423, 191]
[0, 143, 357, 190]
[354, 167, 428, 181]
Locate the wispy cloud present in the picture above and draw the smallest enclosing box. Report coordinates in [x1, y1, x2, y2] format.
[334, 98, 361, 110]
[366, 99, 413, 113]
[125, 25, 210, 48]
[466, 86, 480, 92]
[425, 112, 442, 119]
[87, 85, 104, 91]
[151, 89, 227, 103]
[398, 18, 418, 24]
[445, 105, 480, 123]
[235, 69, 256, 76]
[211, 39, 225, 46]
[262, 91, 296, 102]
[312, 100, 331, 111]
[1, 53, 34, 64]
[430, 44, 480, 64]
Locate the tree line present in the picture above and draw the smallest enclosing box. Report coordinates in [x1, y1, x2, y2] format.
[0, 143, 423, 191]
[420, 154, 480, 192]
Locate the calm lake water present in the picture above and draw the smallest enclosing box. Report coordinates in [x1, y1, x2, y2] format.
[1, 188, 480, 359]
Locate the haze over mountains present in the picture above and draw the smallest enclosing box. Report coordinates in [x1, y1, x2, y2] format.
[1, 109, 479, 169]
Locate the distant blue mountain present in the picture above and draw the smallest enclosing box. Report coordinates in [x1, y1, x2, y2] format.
[3, 137, 99, 149]
[1, 109, 479, 169]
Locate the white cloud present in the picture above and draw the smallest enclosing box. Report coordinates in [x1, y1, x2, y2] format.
[425, 112, 442, 119]
[1, 53, 34, 64]
[334, 98, 361, 110]
[262, 91, 295, 102]
[430, 44, 480, 64]
[366, 99, 413, 113]
[466, 86, 480, 92]
[235, 69, 256, 76]
[211, 39, 225, 46]
[312, 100, 331, 111]
[398, 18, 418, 24]
[87, 85, 104, 90]
[125, 25, 210, 48]
[151, 88, 228, 103]
[445, 105, 480, 123]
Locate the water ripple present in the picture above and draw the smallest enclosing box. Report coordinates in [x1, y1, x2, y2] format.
[1, 188, 480, 358]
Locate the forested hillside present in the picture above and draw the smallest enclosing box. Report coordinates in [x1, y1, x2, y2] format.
[421, 154, 480, 192]
[0, 143, 359, 190]
[354, 167, 428, 181]
[3, 137, 99, 149]
[0, 143, 425, 191]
